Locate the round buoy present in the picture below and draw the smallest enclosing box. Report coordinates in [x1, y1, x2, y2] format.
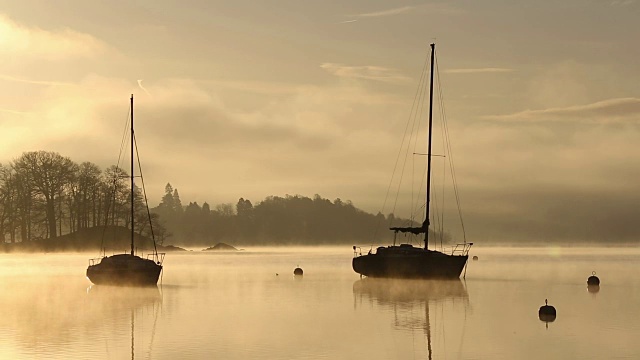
[587, 284, 600, 294]
[538, 299, 556, 322]
[587, 271, 600, 286]
[293, 267, 303, 276]
[472, 255, 479, 261]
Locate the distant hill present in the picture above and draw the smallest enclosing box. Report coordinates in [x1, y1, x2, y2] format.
[0, 226, 184, 253]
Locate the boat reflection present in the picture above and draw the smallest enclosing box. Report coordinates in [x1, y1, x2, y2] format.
[86, 285, 162, 359]
[353, 278, 469, 359]
[353, 278, 468, 305]
[86, 284, 161, 308]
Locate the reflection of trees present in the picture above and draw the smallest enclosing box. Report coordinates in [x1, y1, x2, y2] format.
[353, 279, 469, 359]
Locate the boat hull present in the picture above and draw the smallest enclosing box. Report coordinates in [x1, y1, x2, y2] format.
[86, 254, 162, 286]
[353, 246, 468, 279]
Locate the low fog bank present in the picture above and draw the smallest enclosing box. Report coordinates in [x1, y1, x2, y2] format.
[461, 186, 640, 244]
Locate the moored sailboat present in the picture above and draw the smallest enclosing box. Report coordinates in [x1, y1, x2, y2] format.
[352, 43, 472, 279]
[86, 95, 164, 286]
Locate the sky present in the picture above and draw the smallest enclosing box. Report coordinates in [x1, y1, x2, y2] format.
[0, 0, 638, 242]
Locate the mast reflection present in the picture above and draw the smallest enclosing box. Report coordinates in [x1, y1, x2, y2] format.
[353, 278, 469, 359]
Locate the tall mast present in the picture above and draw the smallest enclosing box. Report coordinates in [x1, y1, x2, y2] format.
[424, 43, 435, 250]
[130, 94, 135, 256]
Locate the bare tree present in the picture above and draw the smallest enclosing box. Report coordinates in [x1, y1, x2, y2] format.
[13, 151, 76, 239]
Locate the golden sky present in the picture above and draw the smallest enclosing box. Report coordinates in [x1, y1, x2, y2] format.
[1, 0, 638, 241]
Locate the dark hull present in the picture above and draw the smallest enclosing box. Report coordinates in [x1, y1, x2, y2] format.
[86, 254, 162, 286]
[353, 246, 468, 279]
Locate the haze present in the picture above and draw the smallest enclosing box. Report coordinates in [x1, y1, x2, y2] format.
[1, 0, 638, 242]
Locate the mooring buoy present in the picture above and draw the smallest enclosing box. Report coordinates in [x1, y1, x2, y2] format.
[293, 267, 303, 276]
[538, 299, 556, 322]
[587, 271, 600, 286]
[472, 255, 479, 261]
[587, 284, 600, 293]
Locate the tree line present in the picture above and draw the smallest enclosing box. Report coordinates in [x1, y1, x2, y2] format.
[0, 150, 164, 243]
[1, 150, 427, 247]
[152, 184, 424, 247]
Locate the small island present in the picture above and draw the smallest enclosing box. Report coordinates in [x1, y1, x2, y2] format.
[202, 243, 239, 251]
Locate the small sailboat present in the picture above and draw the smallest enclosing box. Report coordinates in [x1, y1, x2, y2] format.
[352, 43, 472, 279]
[86, 95, 164, 286]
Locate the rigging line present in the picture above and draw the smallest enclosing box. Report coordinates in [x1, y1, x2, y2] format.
[133, 132, 159, 259]
[432, 159, 446, 252]
[117, 106, 132, 170]
[372, 47, 430, 242]
[436, 69, 447, 251]
[393, 52, 426, 228]
[440, 157, 446, 250]
[100, 105, 133, 253]
[411, 163, 427, 223]
[410, 57, 430, 223]
[393, 51, 428, 225]
[435, 56, 467, 242]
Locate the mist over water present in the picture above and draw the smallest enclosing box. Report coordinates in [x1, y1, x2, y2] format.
[1, 245, 640, 359]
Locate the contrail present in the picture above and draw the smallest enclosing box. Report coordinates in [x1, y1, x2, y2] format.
[137, 79, 151, 97]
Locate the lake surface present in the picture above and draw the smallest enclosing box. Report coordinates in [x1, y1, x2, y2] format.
[1, 245, 640, 359]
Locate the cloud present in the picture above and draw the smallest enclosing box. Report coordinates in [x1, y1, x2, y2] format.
[482, 98, 640, 122]
[345, 3, 459, 21]
[320, 63, 410, 83]
[137, 80, 152, 97]
[0, 14, 111, 60]
[610, 0, 635, 6]
[0, 107, 30, 115]
[354, 6, 414, 18]
[444, 68, 515, 74]
[0, 74, 75, 87]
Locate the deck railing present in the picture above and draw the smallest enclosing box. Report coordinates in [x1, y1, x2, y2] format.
[450, 242, 473, 256]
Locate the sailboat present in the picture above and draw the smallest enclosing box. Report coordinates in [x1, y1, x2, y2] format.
[352, 43, 472, 279]
[86, 95, 164, 286]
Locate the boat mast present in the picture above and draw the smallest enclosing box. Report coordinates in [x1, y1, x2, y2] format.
[130, 94, 135, 256]
[424, 43, 435, 250]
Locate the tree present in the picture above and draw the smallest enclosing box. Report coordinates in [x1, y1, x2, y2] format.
[236, 198, 253, 217]
[160, 183, 175, 210]
[13, 151, 76, 238]
[172, 189, 183, 213]
[69, 162, 102, 231]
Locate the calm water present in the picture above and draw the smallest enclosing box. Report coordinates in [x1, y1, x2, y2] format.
[1, 246, 640, 359]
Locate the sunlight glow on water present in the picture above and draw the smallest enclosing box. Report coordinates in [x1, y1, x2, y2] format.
[1, 246, 640, 359]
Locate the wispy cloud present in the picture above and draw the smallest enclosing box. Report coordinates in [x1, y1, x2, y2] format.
[483, 98, 640, 122]
[444, 68, 515, 74]
[0, 74, 75, 86]
[0, 107, 29, 115]
[137, 79, 152, 97]
[340, 4, 460, 24]
[610, 0, 635, 6]
[320, 63, 410, 83]
[354, 6, 414, 18]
